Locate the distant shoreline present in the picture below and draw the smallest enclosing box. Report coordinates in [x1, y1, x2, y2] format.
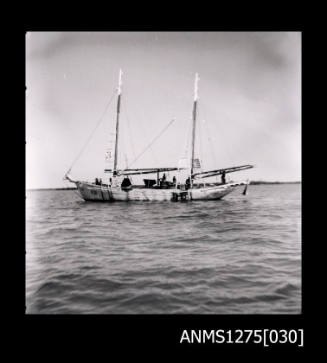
[26, 181, 301, 191]
[249, 181, 301, 185]
[27, 187, 78, 191]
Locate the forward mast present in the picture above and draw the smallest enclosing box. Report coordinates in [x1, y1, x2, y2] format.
[190, 73, 199, 187]
[113, 69, 123, 176]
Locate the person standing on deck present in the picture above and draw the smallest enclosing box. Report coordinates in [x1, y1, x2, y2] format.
[221, 171, 226, 184]
[185, 177, 191, 190]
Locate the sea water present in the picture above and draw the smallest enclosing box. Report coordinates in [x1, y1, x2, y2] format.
[26, 184, 301, 314]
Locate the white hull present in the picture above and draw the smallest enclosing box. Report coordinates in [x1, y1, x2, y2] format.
[73, 180, 248, 202]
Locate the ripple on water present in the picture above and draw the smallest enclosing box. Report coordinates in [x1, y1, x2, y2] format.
[26, 185, 301, 314]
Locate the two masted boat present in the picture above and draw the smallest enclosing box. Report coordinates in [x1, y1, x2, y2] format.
[65, 70, 253, 201]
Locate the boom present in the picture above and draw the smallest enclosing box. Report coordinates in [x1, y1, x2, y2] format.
[105, 167, 181, 176]
[192, 164, 254, 179]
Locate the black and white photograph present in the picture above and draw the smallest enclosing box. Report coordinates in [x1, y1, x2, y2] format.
[26, 31, 301, 316]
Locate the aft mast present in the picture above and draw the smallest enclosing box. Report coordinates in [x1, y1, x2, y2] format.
[113, 69, 123, 176]
[190, 73, 199, 186]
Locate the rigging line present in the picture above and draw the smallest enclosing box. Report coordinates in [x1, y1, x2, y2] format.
[182, 117, 192, 158]
[124, 112, 136, 162]
[176, 115, 192, 185]
[179, 115, 192, 163]
[198, 116, 204, 169]
[128, 118, 176, 169]
[124, 107, 159, 165]
[120, 117, 131, 169]
[203, 118, 217, 166]
[66, 87, 116, 175]
[135, 103, 160, 165]
[199, 104, 220, 183]
[207, 128, 219, 182]
[200, 102, 220, 166]
[121, 86, 137, 160]
[63, 179, 82, 199]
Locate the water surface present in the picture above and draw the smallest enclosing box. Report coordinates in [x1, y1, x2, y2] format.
[26, 184, 301, 314]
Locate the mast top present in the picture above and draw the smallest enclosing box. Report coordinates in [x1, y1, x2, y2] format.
[117, 69, 123, 95]
[194, 73, 199, 101]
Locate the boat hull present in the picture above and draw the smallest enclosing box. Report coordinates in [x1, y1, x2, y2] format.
[74, 181, 247, 202]
[189, 185, 235, 200]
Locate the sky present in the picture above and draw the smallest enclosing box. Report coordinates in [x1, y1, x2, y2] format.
[26, 32, 301, 189]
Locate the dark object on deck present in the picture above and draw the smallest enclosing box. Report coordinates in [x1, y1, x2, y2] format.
[153, 180, 174, 189]
[173, 176, 176, 184]
[222, 171, 226, 184]
[95, 178, 102, 185]
[161, 180, 174, 188]
[121, 177, 133, 191]
[143, 179, 156, 188]
[185, 177, 191, 190]
[159, 173, 167, 187]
